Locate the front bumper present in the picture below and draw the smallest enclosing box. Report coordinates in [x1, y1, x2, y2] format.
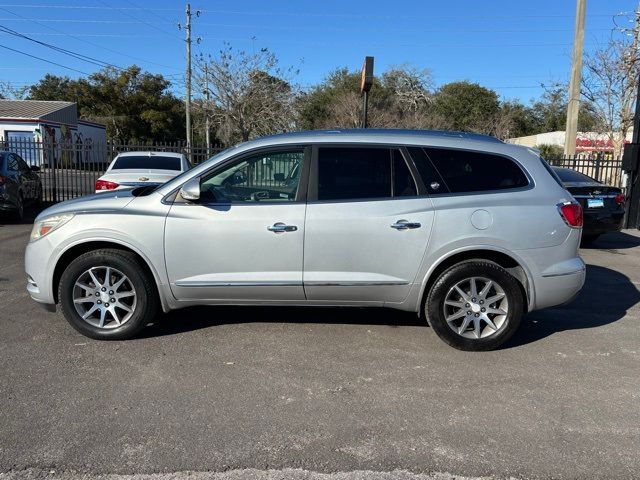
[25, 238, 57, 308]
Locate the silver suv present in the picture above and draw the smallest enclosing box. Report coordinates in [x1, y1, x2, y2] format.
[25, 130, 585, 350]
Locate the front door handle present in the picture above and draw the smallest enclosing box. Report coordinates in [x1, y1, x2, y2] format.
[268, 222, 298, 233]
[390, 220, 421, 230]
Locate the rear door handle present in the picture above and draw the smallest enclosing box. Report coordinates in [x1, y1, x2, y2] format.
[268, 222, 298, 233]
[391, 220, 421, 230]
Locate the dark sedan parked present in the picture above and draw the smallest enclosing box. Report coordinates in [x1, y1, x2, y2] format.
[553, 167, 625, 244]
[0, 151, 42, 220]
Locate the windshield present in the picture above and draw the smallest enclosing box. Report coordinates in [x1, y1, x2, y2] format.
[112, 155, 182, 171]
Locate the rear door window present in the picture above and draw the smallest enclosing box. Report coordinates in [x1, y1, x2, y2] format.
[424, 147, 529, 194]
[317, 147, 417, 201]
[7, 154, 19, 172]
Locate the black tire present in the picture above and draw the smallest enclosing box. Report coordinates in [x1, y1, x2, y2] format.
[13, 193, 24, 221]
[425, 260, 524, 351]
[580, 234, 599, 246]
[35, 183, 43, 206]
[58, 248, 159, 340]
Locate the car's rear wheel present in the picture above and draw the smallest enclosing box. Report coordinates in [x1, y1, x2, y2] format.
[58, 249, 158, 340]
[425, 260, 524, 351]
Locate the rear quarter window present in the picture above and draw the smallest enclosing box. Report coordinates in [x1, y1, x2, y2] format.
[424, 147, 529, 194]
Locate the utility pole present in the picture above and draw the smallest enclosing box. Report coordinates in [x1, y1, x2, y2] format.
[564, 0, 587, 156]
[185, 3, 192, 160]
[622, 7, 640, 229]
[204, 64, 211, 152]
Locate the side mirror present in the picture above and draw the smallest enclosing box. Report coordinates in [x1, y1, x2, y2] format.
[179, 177, 201, 201]
[30, 165, 40, 172]
[273, 172, 285, 182]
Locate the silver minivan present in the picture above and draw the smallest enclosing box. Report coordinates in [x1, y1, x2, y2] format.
[25, 130, 585, 350]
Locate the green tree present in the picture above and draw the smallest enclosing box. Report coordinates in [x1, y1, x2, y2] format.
[531, 85, 598, 133]
[431, 81, 500, 133]
[28, 67, 185, 142]
[296, 66, 434, 130]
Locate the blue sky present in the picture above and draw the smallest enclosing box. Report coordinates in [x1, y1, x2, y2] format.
[0, 0, 636, 104]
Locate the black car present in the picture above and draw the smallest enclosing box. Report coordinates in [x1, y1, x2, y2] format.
[553, 167, 625, 244]
[0, 151, 42, 220]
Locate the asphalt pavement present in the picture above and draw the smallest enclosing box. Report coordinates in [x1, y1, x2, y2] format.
[1, 208, 639, 479]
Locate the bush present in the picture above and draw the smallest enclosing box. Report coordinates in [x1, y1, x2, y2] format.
[536, 143, 564, 159]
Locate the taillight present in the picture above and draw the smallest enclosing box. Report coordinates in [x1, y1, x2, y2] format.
[557, 202, 583, 228]
[95, 179, 119, 191]
[0, 175, 5, 186]
[614, 193, 625, 205]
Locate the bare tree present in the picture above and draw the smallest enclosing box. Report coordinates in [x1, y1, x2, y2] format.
[581, 16, 640, 156]
[0, 81, 29, 100]
[382, 66, 433, 112]
[196, 44, 299, 146]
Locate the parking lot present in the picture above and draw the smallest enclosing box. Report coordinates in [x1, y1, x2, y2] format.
[1, 208, 639, 479]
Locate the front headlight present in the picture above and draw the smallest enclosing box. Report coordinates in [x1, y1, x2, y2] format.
[30, 214, 75, 242]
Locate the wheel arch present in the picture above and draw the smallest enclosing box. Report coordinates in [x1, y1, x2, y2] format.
[52, 240, 167, 311]
[418, 248, 531, 314]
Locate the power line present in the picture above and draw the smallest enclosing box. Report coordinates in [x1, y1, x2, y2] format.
[122, 0, 177, 27]
[0, 44, 89, 75]
[0, 24, 122, 70]
[0, 7, 181, 71]
[0, 4, 622, 19]
[0, 17, 612, 34]
[96, 0, 182, 40]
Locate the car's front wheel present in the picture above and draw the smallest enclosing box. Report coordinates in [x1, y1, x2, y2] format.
[58, 249, 159, 340]
[426, 260, 524, 351]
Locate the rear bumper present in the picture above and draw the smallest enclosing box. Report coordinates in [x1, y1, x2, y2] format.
[583, 210, 624, 235]
[515, 228, 586, 311]
[534, 264, 586, 309]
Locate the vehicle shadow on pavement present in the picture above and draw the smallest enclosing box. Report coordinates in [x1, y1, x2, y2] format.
[505, 263, 640, 348]
[141, 263, 639, 348]
[141, 305, 424, 339]
[580, 230, 640, 250]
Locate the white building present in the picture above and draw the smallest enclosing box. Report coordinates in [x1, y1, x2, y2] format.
[0, 99, 107, 165]
[507, 130, 632, 157]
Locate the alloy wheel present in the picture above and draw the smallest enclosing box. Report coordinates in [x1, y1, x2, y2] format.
[442, 276, 509, 339]
[72, 266, 137, 329]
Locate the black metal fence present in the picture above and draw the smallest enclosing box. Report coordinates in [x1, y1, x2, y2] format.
[1, 139, 223, 202]
[546, 155, 624, 188]
[1, 138, 627, 203]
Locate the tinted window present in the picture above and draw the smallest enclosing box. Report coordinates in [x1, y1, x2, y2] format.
[16, 156, 30, 173]
[200, 150, 304, 203]
[7, 154, 19, 172]
[113, 155, 182, 171]
[552, 167, 598, 184]
[406, 146, 447, 194]
[425, 148, 528, 193]
[317, 147, 416, 201]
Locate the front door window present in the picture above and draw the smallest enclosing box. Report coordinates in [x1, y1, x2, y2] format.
[200, 150, 304, 203]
